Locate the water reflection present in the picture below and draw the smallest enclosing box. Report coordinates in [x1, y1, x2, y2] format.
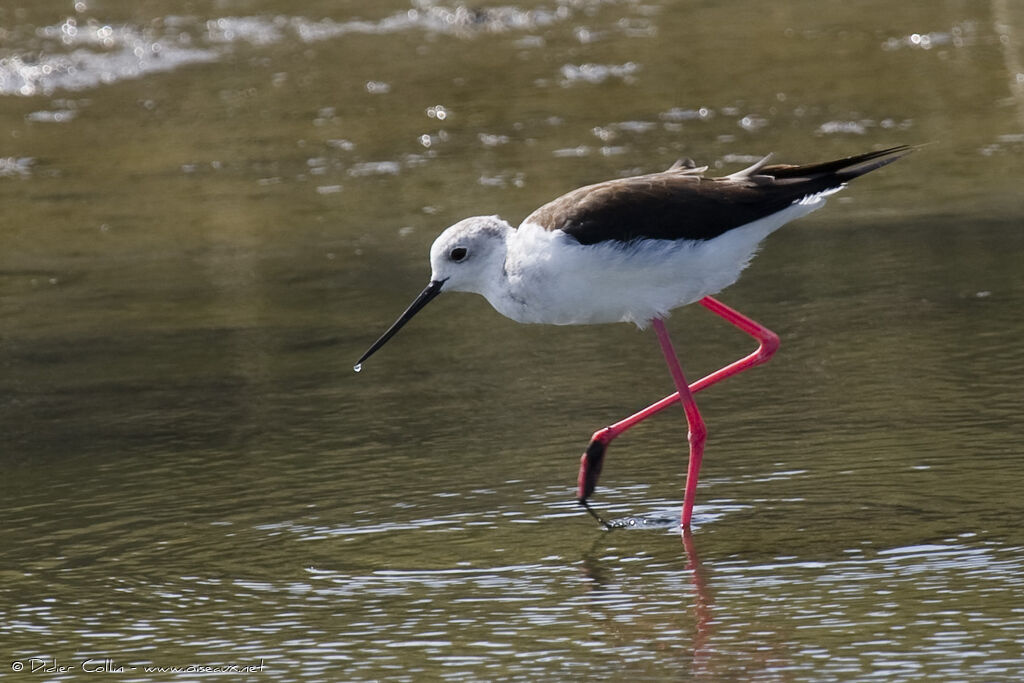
[682, 529, 714, 677]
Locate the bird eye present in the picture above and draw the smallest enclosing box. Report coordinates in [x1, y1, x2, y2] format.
[449, 246, 468, 262]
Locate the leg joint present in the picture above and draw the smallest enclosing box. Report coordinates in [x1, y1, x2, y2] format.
[687, 418, 707, 449]
[757, 329, 780, 362]
[590, 426, 614, 446]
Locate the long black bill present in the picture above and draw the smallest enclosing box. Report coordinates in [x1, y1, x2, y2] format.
[354, 279, 445, 370]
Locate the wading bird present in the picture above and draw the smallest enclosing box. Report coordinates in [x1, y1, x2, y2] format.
[355, 145, 911, 528]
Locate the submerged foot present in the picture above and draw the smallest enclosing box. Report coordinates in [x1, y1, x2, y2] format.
[578, 498, 615, 530]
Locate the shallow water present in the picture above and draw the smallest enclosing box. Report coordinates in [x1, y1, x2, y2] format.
[2, 0, 1024, 680]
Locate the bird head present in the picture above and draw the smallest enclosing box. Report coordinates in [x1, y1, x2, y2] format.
[354, 215, 512, 370]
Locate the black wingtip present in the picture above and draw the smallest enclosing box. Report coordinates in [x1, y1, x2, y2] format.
[762, 144, 917, 182]
[833, 144, 916, 180]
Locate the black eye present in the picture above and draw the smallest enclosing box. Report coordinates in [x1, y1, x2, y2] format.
[449, 247, 468, 262]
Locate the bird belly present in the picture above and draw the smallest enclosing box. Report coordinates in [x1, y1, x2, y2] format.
[500, 200, 824, 327]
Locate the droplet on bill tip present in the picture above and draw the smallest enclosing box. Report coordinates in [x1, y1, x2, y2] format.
[353, 363, 362, 373]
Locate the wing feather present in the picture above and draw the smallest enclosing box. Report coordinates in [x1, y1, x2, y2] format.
[521, 146, 911, 245]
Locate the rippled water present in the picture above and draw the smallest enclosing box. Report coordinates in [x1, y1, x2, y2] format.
[2, 0, 1023, 680]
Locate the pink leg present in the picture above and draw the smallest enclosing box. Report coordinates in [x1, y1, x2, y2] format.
[652, 318, 705, 527]
[577, 296, 780, 526]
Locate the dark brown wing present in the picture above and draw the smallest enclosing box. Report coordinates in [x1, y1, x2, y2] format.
[522, 146, 911, 245]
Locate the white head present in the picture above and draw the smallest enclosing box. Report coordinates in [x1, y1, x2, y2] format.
[354, 215, 512, 369]
[428, 215, 512, 294]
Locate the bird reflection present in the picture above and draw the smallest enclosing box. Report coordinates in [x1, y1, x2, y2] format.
[682, 527, 713, 674]
[577, 521, 715, 676]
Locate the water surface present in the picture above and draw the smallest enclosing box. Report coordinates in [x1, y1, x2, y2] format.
[2, 0, 1024, 680]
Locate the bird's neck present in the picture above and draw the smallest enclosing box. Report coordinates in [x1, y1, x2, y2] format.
[479, 227, 545, 323]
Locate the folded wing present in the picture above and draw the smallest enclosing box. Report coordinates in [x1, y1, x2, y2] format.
[522, 145, 912, 245]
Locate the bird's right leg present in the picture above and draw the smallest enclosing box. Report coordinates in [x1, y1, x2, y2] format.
[577, 296, 779, 512]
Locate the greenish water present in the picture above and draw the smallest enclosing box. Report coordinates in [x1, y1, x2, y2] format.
[2, 1, 1023, 680]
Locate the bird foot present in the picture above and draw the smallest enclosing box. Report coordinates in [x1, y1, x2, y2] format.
[577, 428, 611, 502]
[578, 497, 615, 530]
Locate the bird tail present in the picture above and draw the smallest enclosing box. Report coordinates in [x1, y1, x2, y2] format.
[762, 145, 914, 183]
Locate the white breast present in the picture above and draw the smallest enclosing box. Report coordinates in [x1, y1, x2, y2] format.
[495, 198, 828, 328]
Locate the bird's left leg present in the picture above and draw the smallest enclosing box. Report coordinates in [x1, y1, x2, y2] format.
[577, 296, 779, 525]
[651, 318, 706, 528]
[578, 319, 706, 528]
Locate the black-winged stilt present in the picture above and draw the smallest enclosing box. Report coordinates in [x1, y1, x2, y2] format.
[355, 145, 912, 529]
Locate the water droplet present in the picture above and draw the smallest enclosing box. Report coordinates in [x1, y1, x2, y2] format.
[353, 363, 362, 373]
